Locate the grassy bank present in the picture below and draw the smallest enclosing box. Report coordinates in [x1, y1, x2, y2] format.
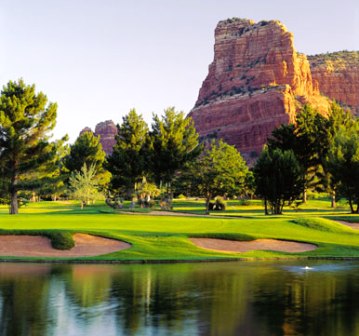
[0, 199, 358, 262]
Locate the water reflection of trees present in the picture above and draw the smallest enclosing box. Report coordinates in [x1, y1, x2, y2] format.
[0, 262, 358, 335]
[0, 264, 52, 336]
[250, 265, 359, 336]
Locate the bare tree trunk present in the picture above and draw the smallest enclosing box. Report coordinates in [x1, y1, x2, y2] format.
[303, 188, 307, 204]
[10, 190, 18, 215]
[205, 195, 211, 215]
[349, 198, 354, 213]
[331, 190, 336, 208]
[9, 170, 18, 215]
[264, 198, 268, 215]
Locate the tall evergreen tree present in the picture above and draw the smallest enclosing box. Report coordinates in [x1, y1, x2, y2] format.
[322, 102, 355, 207]
[268, 105, 330, 203]
[36, 135, 70, 200]
[294, 105, 329, 201]
[106, 109, 150, 197]
[0, 79, 58, 214]
[150, 107, 201, 193]
[254, 148, 303, 215]
[267, 124, 297, 152]
[326, 126, 359, 213]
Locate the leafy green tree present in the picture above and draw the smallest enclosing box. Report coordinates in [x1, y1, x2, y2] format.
[187, 140, 248, 213]
[254, 148, 303, 215]
[64, 130, 110, 192]
[106, 109, 150, 198]
[0, 79, 58, 214]
[150, 107, 201, 195]
[326, 125, 359, 213]
[69, 164, 102, 209]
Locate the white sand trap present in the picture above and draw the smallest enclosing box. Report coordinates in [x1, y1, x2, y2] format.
[190, 238, 317, 253]
[0, 233, 131, 257]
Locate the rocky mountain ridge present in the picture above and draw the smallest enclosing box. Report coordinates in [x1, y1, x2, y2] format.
[189, 18, 358, 161]
[308, 51, 359, 115]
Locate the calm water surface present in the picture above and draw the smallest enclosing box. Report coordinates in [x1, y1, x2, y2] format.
[0, 260, 358, 336]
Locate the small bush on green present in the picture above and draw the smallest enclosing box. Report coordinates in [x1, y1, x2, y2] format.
[48, 231, 75, 250]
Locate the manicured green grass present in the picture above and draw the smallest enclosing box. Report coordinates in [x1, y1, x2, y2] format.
[0, 199, 358, 262]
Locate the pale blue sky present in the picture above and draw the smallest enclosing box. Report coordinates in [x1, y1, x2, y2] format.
[0, 0, 358, 141]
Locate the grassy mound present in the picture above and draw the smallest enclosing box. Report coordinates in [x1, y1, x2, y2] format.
[291, 218, 355, 233]
[189, 233, 255, 241]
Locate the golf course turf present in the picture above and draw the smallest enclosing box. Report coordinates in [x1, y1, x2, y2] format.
[0, 199, 358, 262]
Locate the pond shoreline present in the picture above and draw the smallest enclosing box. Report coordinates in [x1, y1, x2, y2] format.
[1, 255, 359, 264]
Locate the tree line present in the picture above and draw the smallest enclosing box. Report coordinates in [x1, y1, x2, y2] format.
[0, 79, 358, 215]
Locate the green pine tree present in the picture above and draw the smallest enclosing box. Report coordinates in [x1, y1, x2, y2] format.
[150, 107, 201, 196]
[106, 109, 150, 198]
[0, 79, 58, 214]
[254, 148, 303, 215]
[65, 131, 106, 173]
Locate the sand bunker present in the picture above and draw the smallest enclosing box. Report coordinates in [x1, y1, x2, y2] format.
[337, 221, 359, 230]
[0, 233, 131, 257]
[190, 238, 317, 253]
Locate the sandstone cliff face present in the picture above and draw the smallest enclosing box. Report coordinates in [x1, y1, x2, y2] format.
[308, 51, 359, 115]
[189, 18, 330, 160]
[80, 120, 117, 155]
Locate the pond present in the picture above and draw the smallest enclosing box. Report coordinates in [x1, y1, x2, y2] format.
[0, 260, 358, 336]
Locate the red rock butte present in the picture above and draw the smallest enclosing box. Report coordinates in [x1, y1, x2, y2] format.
[188, 18, 359, 161]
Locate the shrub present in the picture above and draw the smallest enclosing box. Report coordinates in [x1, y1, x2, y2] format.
[215, 197, 227, 210]
[48, 231, 75, 250]
[208, 197, 227, 211]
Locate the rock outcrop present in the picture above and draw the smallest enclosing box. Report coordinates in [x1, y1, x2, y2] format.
[308, 51, 359, 115]
[189, 18, 330, 161]
[94, 120, 117, 155]
[80, 120, 117, 155]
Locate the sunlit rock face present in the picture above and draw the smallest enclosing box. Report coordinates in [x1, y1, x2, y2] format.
[308, 51, 359, 116]
[189, 18, 330, 161]
[80, 120, 117, 155]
